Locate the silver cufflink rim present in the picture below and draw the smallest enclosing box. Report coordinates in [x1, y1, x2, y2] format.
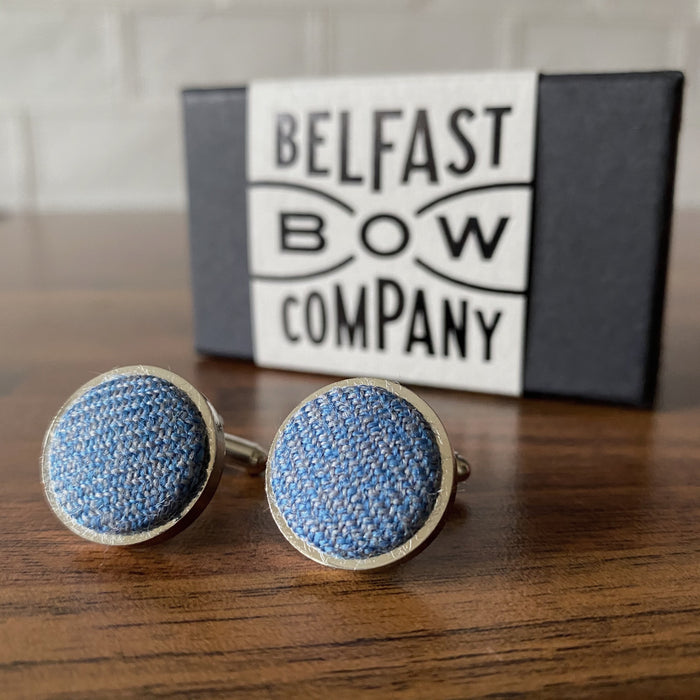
[265, 376, 469, 572]
[41, 364, 266, 546]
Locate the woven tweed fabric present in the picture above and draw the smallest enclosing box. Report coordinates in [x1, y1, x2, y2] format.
[268, 384, 442, 559]
[46, 374, 209, 536]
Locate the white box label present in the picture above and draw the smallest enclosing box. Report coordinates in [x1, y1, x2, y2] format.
[247, 72, 537, 395]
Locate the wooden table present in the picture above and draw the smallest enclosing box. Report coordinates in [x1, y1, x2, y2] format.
[1, 211, 698, 699]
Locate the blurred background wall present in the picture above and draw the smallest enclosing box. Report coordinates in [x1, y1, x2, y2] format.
[0, 0, 696, 213]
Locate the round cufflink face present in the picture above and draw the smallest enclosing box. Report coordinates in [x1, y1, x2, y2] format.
[266, 377, 456, 570]
[41, 366, 224, 545]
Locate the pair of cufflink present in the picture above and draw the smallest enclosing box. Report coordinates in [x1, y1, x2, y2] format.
[41, 365, 470, 571]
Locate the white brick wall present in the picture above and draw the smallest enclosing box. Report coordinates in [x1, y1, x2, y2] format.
[517, 21, 673, 71]
[0, 0, 698, 211]
[134, 10, 314, 96]
[33, 106, 183, 209]
[0, 114, 28, 209]
[330, 10, 504, 74]
[0, 9, 120, 101]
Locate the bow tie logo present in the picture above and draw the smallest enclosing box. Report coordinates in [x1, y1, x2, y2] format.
[249, 179, 529, 297]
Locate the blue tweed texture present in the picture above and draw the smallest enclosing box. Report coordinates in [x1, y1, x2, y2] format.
[268, 384, 442, 559]
[46, 374, 209, 536]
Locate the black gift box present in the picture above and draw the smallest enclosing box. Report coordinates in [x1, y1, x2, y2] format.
[183, 71, 683, 406]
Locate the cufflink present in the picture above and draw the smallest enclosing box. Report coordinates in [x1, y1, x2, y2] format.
[266, 377, 469, 570]
[41, 365, 266, 545]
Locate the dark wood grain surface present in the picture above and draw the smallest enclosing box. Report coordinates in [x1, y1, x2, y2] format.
[1, 211, 699, 699]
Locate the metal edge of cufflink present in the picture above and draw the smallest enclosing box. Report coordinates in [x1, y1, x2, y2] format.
[40, 365, 225, 546]
[265, 377, 458, 571]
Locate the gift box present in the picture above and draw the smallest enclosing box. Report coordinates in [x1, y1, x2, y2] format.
[183, 70, 683, 407]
